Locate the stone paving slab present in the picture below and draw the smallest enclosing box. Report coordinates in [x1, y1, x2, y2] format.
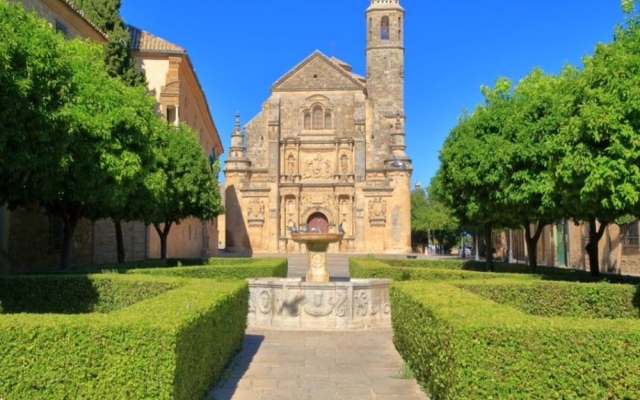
[205, 328, 429, 400]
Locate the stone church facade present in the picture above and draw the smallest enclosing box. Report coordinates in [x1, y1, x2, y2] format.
[224, 0, 412, 254]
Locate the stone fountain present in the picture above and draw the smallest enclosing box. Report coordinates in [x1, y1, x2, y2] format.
[247, 232, 391, 330]
[290, 232, 344, 283]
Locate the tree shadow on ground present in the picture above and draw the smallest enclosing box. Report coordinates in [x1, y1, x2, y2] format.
[204, 334, 265, 400]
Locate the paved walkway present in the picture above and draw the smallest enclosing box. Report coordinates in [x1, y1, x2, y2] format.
[205, 254, 429, 400]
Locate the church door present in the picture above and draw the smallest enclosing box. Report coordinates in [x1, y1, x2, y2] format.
[307, 212, 328, 233]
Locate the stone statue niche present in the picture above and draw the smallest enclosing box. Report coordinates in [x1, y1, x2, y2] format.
[286, 154, 296, 175]
[340, 154, 349, 174]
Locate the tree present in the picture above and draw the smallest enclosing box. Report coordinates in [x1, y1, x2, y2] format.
[493, 69, 567, 271]
[411, 181, 460, 254]
[438, 80, 519, 270]
[0, 1, 74, 204]
[140, 122, 223, 259]
[410, 187, 429, 252]
[74, 0, 147, 263]
[43, 39, 157, 269]
[73, 0, 145, 86]
[554, 13, 640, 276]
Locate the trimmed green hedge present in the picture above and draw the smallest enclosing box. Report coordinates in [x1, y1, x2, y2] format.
[0, 274, 248, 400]
[127, 258, 287, 281]
[0, 274, 178, 314]
[392, 280, 640, 399]
[457, 280, 640, 319]
[383, 258, 581, 275]
[349, 258, 540, 282]
[351, 257, 640, 284]
[66, 257, 286, 280]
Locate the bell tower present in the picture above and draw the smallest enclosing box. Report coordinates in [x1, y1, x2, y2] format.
[366, 0, 405, 113]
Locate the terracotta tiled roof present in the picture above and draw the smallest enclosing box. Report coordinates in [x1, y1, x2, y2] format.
[128, 25, 186, 54]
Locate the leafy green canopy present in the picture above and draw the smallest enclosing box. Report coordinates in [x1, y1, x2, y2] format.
[554, 17, 640, 225]
[73, 0, 145, 87]
[142, 122, 223, 227]
[0, 1, 74, 203]
[134, 122, 222, 259]
[437, 82, 516, 229]
[44, 39, 157, 213]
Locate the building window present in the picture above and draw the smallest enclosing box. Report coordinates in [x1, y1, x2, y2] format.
[622, 221, 639, 247]
[49, 216, 64, 252]
[166, 106, 177, 125]
[304, 105, 333, 130]
[312, 106, 323, 129]
[303, 112, 311, 129]
[55, 19, 69, 39]
[380, 16, 390, 41]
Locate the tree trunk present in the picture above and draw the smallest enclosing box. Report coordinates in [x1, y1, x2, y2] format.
[115, 219, 125, 264]
[585, 217, 607, 277]
[153, 221, 173, 260]
[484, 223, 494, 271]
[60, 205, 82, 270]
[524, 220, 546, 273]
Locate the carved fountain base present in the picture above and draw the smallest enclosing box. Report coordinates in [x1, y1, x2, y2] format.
[247, 278, 391, 330]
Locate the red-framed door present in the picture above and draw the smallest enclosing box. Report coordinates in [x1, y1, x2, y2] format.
[307, 212, 328, 233]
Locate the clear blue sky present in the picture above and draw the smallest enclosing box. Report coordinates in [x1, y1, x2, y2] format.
[121, 0, 626, 188]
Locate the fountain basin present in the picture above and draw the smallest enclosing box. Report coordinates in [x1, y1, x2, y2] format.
[247, 278, 391, 330]
[290, 232, 344, 283]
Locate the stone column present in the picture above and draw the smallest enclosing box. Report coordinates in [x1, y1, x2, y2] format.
[306, 242, 331, 283]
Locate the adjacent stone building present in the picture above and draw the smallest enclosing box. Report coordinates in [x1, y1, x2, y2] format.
[224, 0, 412, 254]
[1, 0, 223, 272]
[490, 221, 640, 276]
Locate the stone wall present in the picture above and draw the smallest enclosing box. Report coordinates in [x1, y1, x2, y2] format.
[146, 217, 217, 259]
[92, 219, 147, 264]
[7, 205, 93, 273]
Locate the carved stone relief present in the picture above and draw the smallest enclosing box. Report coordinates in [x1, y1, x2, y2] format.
[302, 153, 333, 179]
[368, 197, 387, 218]
[301, 195, 336, 212]
[246, 279, 392, 330]
[247, 198, 266, 227]
[368, 197, 387, 227]
[248, 198, 265, 218]
[303, 289, 347, 317]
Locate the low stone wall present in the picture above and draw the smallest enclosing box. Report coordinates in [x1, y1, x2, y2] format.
[247, 278, 391, 330]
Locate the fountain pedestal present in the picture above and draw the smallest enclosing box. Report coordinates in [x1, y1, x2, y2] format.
[291, 233, 344, 282]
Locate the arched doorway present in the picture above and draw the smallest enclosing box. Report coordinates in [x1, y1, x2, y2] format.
[307, 212, 328, 233]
